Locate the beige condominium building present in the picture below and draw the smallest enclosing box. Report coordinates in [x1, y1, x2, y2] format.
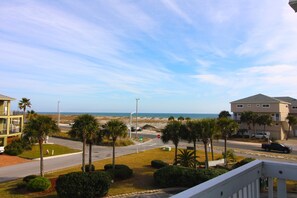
[230, 93, 297, 140]
[0, 94, 23, 147]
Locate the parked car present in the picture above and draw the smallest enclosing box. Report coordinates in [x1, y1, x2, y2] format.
[131, 126, 142, 132]
[252, 132, 270, 139]
[232, 129, 250, 138]
[0, 146, 4, 154]
[262, 142, 292, 153]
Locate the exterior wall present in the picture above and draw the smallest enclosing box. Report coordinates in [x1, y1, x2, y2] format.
[289, 100, 297, 115]
[0, 99, 23, 146]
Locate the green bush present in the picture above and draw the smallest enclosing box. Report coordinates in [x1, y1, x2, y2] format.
[56, 171, 111, 198]
[16, 181, 27, 189]
[27, 176, 51, 192]
[232, 158, 255, 170]
[82, 164, 95, 172]
[154, 166, 197, 188]
[151, 160, 169, 169]
[104, 164, 133, 180]
[154, 165, 228, 188]
[222, 149, 237, 163]
[23, 175, 38, 183]
[4, 139, 31, 156]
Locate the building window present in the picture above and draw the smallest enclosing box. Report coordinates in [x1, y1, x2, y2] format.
[262, 104, 270, 108]
[236, 104, 244, 108]
[256, 104, 260, 107]
[292, 106, 297, 109]
[247, 104, 251, 107]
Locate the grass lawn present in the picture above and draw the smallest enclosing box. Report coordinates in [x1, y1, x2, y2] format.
[7, 148, 297, 198]
[18, 144, 81, 159]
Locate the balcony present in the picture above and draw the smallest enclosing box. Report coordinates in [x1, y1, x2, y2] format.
[172, 160, 297, 198]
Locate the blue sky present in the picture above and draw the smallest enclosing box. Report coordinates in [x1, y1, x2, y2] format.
[1, 0, 297, 113]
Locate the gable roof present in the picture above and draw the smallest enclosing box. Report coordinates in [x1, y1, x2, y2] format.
[230, 94, 290, 104]
[0, 94, 15, 101]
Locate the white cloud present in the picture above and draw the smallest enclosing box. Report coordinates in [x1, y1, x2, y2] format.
[161, 0, 193, 24]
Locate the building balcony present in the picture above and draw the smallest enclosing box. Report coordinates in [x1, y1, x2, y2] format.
[172, 160, 297, 198]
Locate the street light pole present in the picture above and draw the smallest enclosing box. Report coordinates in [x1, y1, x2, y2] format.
[57, 101, 60, 127]
[135, 98, 140, 138]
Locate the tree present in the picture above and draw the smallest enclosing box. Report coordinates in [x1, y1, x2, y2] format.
[177, 116, 185, 122]
[176, 149, 197, 168]
[27, 110, 38, 120]
[23, 115, 59, 177]
[161, 120, 182, 164]
[257, 114, 273, 135]
[18, 98, 31, 119]
[199, 119, 217, 169]
[168, 116, 175, 121]
[286, 115, 297, 140]
[216, 117, 238, 165]
[105, 119, 128, 170]
[218, 110, 231, 119]
[68, 114, 99, 172]
[240, 111, 254, 138]
[182, 120, 201, 169]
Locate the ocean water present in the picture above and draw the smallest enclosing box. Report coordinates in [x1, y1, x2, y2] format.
[40, 112, 218, 119]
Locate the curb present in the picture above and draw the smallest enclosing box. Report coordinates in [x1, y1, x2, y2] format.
[33, 151, 82, 161]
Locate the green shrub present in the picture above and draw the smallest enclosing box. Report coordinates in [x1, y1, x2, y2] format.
[154, 166, 197, 188]
[23, 175, 38, 183]
[151, 160, 169, 169]
[27, 176, 51, 192]
[222, 149, 237, 163]
[16, 181, 27, 189]
[154, 165, 228, 188]
[4, 139, 31, 156]
[56, 171, 111, 198]
[82, 164, 95, 172]
[104, 164, 133, 180]
[232, 158, 255, 170]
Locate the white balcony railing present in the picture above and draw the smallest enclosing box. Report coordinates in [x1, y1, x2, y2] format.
[172, 160, 297, 198]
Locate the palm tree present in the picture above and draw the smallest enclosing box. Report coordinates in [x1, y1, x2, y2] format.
[240, 111, 256, 138]
[199, 119, 216, 169]
[68, 114, 99, 172]
[176, 149, 197, 168]
[161, 120, 182, 164]
[23, 115, 59, 177]
[105, 119, 128, 170]
[18, 98, 31, 119]
[286, 115, 297, 140]
[27, 110, 37, 120]
[177, 116, 185, 122]
[182, 120, 201, 169]
[218, 110, 231, 119]
[257, 114, 273, 135]
[216, 117, 238, 165]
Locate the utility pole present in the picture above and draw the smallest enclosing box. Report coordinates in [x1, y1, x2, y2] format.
[135, 98, 140, 138]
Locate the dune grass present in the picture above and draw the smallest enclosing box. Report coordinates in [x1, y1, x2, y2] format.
[18, 144, 80, 159]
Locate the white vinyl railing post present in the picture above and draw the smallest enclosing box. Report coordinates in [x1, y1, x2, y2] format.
[268, 177, 273, 198]
[277, 179, 287, 198]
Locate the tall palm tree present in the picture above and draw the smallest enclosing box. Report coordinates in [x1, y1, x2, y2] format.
[68, 114, 99, 172]
[18, 98, 31, 119]
[199, 119, 217, 169]
[23, 115, 59, 177]
[161, 120, 182, 164]
[216, 117, 238, 165]
[257, 114, 273, 135]
[286, 115, 297, 140]
[105, 119, 128, 170]
[182, 120, 201, 169]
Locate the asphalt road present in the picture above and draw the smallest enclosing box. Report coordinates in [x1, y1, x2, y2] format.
[1, 134, 297, 183]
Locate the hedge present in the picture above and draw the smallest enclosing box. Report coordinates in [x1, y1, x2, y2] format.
[151, 160, 169, 169]
[27, 176, 51, 192]
[154, 165, 228, 188]
[56, 171, 111, 198]
[104, 164, 133, 180]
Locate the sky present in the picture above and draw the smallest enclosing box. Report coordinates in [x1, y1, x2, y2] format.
[1, 0, 297, 114]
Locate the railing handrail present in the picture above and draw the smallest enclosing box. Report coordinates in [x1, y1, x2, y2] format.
[172, 160, 297, 198]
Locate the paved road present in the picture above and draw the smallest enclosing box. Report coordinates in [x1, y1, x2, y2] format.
[1, 134, 297, 183]
[0, 137, 162, 183]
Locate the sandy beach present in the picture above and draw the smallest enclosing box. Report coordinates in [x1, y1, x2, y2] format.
[45, 114, 169, 131]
